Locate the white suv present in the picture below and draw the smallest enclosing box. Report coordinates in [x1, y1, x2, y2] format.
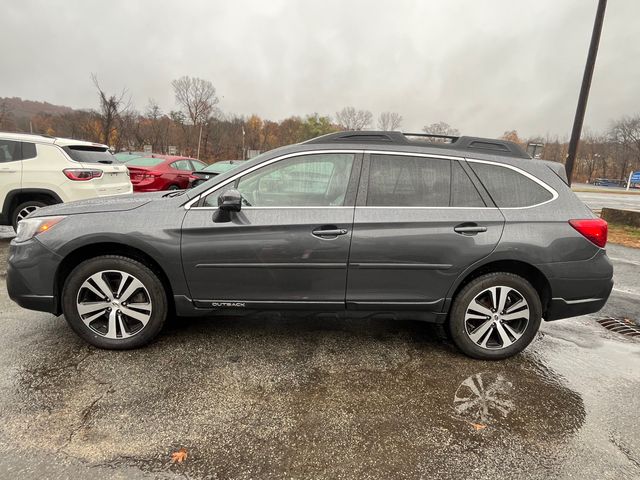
[0, 132, 133, 229]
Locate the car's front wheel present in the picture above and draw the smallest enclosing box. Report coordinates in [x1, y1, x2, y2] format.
[12, 200, 48, 231]
[62, 255, 167, 349]
[448, 272, 542, 360]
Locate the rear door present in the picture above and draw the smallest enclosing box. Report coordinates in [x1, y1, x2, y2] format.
[181, 151, 362, 307]
[346, 152, 505, 311]
[169, 159, 195, 189]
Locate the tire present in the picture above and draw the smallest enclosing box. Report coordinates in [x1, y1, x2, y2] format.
[12, 200, 47, 231]
[448, 272, 542, 360]
[167, 184, 180, 191]
[61, 255, 168, 349]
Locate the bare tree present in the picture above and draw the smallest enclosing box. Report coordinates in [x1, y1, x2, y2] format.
[171, 76, 219, 126]
[144, 99, 166, 152]
[423, 121, 460, 137]
[91, 74, 130, 146]
[377, 112, 403, 131]
[336, 107, 372, 130]
[0, 99, 9, 129]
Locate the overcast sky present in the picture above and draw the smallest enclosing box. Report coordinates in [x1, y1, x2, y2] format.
[1, 0, 638, 138]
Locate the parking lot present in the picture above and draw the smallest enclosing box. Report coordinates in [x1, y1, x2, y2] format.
[574, 184, 640, 212]
[0, 237, 638, 479]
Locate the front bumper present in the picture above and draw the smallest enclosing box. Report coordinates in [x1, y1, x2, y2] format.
[6, 238, 62, 315]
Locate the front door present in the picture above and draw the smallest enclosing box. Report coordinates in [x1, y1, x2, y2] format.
[346, 152, 505, 311]
[181, 151, 362, 308]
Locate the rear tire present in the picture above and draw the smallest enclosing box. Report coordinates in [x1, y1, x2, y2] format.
[12, 200, 47, 230]
[167, 184, 180, 191]
[62, 255, 167, 349]
[448, 272, 542, 360]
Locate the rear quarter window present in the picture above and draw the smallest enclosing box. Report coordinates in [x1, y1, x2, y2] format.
[21, 142, 37, 159]
[470, 162, 554, 208]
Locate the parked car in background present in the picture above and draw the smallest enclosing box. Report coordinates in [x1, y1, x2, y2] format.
[113, 152, 146, 163]
[190, 160, 245, 187]
[119, 155, 207, 191]
[0, 132, 132, 230]
[7, 131, 613, 359]
[592, 178, 626, 187]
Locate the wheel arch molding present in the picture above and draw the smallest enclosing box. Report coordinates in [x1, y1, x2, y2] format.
[1, 188, 63, 224]
[54, 239, 184, 318]
[444, 256, 552, 319]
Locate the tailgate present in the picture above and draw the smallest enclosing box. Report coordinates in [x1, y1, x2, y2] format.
[85, 162, 132, 195]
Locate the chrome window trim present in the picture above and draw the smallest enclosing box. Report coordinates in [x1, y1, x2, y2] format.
[184, 148, 558, 211]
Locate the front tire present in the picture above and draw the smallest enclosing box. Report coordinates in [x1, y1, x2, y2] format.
[448, 272, 542, 360]
[12, 200, 47, 231]
[62, 255, 168, 349]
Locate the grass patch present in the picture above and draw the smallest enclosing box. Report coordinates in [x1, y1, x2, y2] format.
[607, 222, 640, 249]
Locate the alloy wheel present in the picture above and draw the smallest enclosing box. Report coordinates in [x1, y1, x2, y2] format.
[76, 270, 153, 339]
[464, 286, 530, 350]
[16, 205, 40, 223]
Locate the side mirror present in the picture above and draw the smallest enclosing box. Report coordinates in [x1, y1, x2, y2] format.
[218, 189, 242, 212]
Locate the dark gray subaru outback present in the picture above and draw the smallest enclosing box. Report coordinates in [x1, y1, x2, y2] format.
[7, 131, 613, 359]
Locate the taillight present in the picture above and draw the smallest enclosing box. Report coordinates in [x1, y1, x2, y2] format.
[569, 218, 608, 248]
[63, 168, 103, 181]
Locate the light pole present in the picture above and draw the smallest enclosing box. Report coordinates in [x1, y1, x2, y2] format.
[196, 124, 203, 159]
[242, 124, 246, 160]
[565, 0, 607, 185]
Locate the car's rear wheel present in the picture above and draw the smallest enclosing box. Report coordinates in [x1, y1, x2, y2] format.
[12, 200, 47, 231]
[62, 256, 167, 349]
[167, 184, 180, 191]
[448, 272, 542, 360]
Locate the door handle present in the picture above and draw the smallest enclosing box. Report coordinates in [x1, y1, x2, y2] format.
[312, 226, 348, 238]
[454, 223, 487, 235]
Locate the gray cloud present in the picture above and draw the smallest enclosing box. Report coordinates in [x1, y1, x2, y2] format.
[1, 0, 637, 138]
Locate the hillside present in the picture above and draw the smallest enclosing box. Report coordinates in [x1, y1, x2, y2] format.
[0, 97, 75, 119]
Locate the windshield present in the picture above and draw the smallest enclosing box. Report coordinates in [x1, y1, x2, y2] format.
[125, 157, 165, 167]
[63, 145, 116, 164]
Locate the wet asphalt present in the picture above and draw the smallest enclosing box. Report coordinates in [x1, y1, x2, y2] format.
[0, 240, 638, 480]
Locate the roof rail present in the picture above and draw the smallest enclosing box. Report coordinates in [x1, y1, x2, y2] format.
[304, 131, 531, 159]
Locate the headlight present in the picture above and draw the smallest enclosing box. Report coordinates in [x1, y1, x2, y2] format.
[15, 216, 66, 243]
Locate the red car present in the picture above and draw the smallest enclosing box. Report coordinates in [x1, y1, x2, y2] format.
[122, 155, 208, 192]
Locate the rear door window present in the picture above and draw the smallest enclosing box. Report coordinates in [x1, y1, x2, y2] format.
[63, 145, 115, 164]
[0, 140, 22, 162]
[366, 154, 450, 207]
[469, 162, 554, 208]
[452, 161, 485, 207]
[170, 160, 192, 171]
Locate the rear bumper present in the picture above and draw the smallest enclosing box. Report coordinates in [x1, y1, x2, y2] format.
[545, 279, 613, 321]
[6, 238, 61, 315]
[539, 249, 614, 321]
